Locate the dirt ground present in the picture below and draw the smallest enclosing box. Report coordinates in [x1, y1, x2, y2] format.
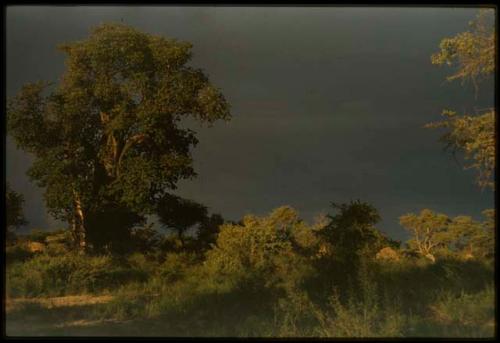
[5, 295, 135, 337]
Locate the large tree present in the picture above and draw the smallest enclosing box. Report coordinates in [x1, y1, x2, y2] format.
[7, 23, 230, 252]
[427, 10, 495, 190]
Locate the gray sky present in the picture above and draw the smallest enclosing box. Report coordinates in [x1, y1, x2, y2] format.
[5, 6, 495, 241]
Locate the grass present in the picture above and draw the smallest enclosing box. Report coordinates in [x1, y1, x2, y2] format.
[5, 236, 495, 338]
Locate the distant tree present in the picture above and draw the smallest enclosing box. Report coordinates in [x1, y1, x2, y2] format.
[474, 209, 494, 258]
[481, 208, 495, 231]
[428, 10, 495, 190]
[7, 23, 230, 252]
[195, 213, 225, 250]
[6, 183, 28, 229]
[446, 213, 494, 259]
[129, 223, 163, 255]
[399, 209, 451, 261]
[6, 183, 28, 243]
[157, 194, 208, 244]
[319, 200, 398, 263]
[400, 209, 494, 261]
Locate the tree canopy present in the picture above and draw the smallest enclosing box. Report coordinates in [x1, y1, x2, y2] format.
[157, 194, 208, 242]
[400, 209, 494, 261]
[427, 10, 495, 190]
[319, 200, 398, 263]
[7, 23, 230, 252]
[431, 9, 494, 89]
[6, 183, 28, 230]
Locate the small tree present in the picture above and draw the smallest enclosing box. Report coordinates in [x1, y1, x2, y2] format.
[319, 200, 397, 263]
[157, 194, 208, 244]
[195, 213, 225, 251]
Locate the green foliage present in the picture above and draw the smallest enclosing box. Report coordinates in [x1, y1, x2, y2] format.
[84, 203, 146, 254]
[6, 253, 148, 297]
[319, 200, 397, 266]
[6, 245, 35, 265]
[157, 194, 208, 241]
[426, 109, 495, 189]
[431, 10, 494, 88]
[195, 213, 225, 251]
[4, 206, 494, 338]
[128, 224, 163, 255]
[26, 228, 57, 243]
[273, 288, 320, 337]
[4, 12, 495, 338]
[204, 206, 318, 292]
[314, 289, 405, 337]
[371, 256, 493, 314]
[400, 209, 451, 259]
[155, 252, 199, 283]
[448, 212, 494, 259]
[400, 209, 494, 260]
[425, 285, 494, 337]
[429, 10, 495, 190]
[7, 22, 230, 251]
[6, 183, 27, 233]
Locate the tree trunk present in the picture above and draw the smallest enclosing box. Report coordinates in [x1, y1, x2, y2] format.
[72, 190, 87, 253]
[177, 229, 185, 248]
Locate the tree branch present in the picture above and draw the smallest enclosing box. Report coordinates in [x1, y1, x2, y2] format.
[116, 133, 148, 176]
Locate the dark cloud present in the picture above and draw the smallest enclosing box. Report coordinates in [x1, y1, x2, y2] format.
[6, 6, 494, 240]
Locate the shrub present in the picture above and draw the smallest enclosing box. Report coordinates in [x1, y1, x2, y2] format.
[376, 247, 400, 261]
[6, 253, 148, 297]
[312, 266, 406, 338]
[6, 244, 35, 265]
[425, 285, 495, 337]
[155, 252, 199, 282]
[203, 206, 317, 292]
[26, 229, 54, 243]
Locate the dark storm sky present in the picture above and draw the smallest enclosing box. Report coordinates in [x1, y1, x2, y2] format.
[5, 6, 495, 241]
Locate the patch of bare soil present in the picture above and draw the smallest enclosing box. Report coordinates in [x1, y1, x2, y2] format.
[6, 294, 114, 312]
[5, 294, 120, 337]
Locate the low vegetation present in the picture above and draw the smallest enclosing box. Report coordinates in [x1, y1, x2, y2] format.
[5, 204, 494, 337]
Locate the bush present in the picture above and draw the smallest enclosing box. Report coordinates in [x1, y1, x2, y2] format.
[155, 252, 199, 282]
[26, 229, 55, 243]
[203, 206, 317, 293]
[424, 285, 495, 337]
[6, 244, 35, 265]
[6, 253, 148, 297]
[4, 206, 494, 338]
[313, 294, 406, 337]
[310, 261, 406, 338]
[126, 252, 159, 275]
